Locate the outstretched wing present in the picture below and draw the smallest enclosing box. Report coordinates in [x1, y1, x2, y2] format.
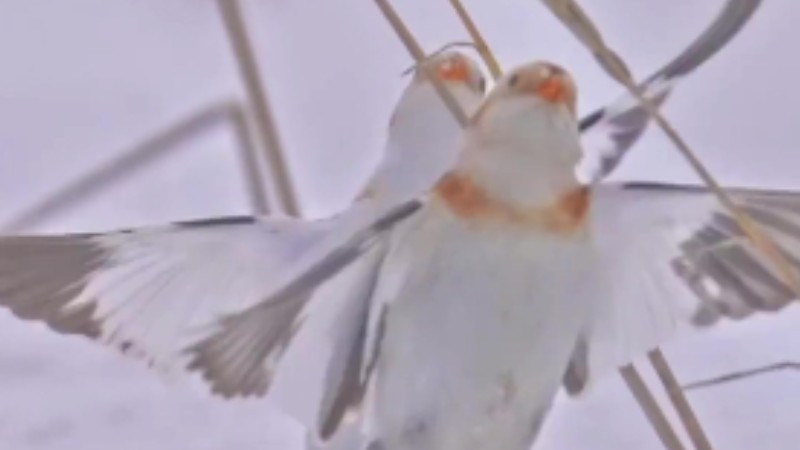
[565, 182, 799, 394]
[0, 200, 421, 390]
[576, 0, 762, 183]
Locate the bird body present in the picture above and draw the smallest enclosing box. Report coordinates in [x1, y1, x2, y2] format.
[363, 62, 598, 449]
[369, 201, 594, 449]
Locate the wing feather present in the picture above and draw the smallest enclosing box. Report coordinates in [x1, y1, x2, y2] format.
[576, 0, 762, 182]
[0, 201, 420, 390]
[565, 182, 800, 394]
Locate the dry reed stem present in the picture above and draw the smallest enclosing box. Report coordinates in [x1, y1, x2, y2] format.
[375, 0, 470, 126]
[447, 0, 503, 78]
[217, 0, 300, 215]
[649, 349, 714, 450]
[540, 0, 800, 292]
[4, 101, 268, 231]
[621, 364, 688, 450]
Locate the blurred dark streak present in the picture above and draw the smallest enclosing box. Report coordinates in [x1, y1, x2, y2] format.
[683, 361, 800, 391]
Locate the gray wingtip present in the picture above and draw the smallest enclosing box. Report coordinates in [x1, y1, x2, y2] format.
[184, 299, 307, 399]
[185, 320, 275, 399]
[0, 235, 108, 340]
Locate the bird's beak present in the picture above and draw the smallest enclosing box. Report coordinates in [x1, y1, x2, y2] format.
[533, 72, 576, 116]
[438, 58, 471, 84]
[537, 77, 568, 104]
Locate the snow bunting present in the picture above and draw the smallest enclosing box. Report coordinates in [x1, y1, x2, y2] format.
[357, 60, 800, 449]
[0, 1, 776, 444]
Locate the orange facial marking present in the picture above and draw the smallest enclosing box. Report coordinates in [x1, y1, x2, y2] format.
[438, 57, 471, 83]
[537, 77, 566, 104]
[435, 173, 590, 234]
[533, 73, 576, 116]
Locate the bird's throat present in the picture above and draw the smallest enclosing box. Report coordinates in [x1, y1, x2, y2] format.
[434, 172, 590, 234]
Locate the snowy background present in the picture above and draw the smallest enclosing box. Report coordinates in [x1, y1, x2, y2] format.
[1, 1, 800, 449]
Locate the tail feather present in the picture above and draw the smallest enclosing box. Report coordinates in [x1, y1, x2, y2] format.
[178, 200, 422, 398]
[185, 295, 307, 398]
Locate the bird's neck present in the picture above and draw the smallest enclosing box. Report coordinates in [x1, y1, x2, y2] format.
[453, 103, 583, 208]
[390, 82, 479, 129]
[360, 82, 480, 202]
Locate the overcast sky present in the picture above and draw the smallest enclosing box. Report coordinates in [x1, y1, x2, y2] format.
[1, 1, 800, 449]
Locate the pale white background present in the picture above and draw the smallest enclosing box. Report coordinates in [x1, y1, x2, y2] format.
[1, 1, 800, 449]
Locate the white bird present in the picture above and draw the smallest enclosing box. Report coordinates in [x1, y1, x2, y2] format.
[0, 51, 486, 424]
[0, 0, 757, 390]
[0, 1, 773, 446]
[3, 55, 798, 450]
[355, 61, 594, 449]
[343, 60, 800, 449]
[358, 51, 486, 203]
[308, 1, 765, 444]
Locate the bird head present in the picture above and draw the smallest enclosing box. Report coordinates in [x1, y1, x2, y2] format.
[450, 61, 582, 208]
[473, 61, 576, 123]
[411, 50, 487, 96]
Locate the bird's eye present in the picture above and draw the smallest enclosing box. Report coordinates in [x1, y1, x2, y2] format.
[508, 74, 519, 87]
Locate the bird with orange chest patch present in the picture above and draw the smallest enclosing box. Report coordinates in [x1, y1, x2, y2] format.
[358, 58, 800, 449]
[307, 26, 779, 447]
[0, 4, 794, 446]
[436, 63, 588, 234]
[0, 17, 760, 427]
[361, 61, 598, 450]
